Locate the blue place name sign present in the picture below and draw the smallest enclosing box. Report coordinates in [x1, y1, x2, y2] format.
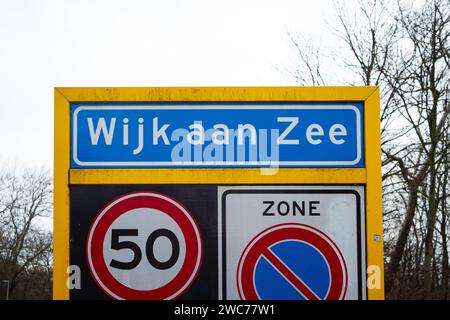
[71, 103, 364, 168]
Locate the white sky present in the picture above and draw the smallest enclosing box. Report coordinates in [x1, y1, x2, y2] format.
[0, 0, 358, 169]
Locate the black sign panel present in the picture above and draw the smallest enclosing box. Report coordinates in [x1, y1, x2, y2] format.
[70, 185, 218, 300]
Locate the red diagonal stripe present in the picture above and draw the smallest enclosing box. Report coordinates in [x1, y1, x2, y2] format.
[262, 248, 320, 300]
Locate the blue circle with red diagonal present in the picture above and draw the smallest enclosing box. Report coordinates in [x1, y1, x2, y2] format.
[237, 223, 348, 300]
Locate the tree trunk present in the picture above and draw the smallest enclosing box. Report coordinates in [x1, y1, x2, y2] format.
[386, 185, 419, 293]
[423, 163, 439, 296]
[441, 160, 449, 299]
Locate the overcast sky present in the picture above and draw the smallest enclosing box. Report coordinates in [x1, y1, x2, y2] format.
[0, 0, 360, 169]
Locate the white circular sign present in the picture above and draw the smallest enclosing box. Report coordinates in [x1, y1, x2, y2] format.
[86, 191, 203, 300]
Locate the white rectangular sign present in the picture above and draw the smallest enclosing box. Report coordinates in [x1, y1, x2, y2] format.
[218, 185, 366, 300]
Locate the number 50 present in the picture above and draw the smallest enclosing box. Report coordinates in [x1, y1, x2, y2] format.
[109, 228, 180, 270]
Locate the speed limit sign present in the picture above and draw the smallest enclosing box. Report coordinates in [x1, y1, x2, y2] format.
[86, 191, 203, 300]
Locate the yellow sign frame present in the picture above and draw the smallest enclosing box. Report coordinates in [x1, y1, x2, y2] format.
[54, 87, 383, 300]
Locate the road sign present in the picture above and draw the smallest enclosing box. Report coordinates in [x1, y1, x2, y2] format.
[54, 87, 384, 300]
[85, 191, 202, 300]
[219, 186, 365, 300]
[69, 185, 218, 300]
[71, 104, 363, 168]
[237, 224, 347, 300]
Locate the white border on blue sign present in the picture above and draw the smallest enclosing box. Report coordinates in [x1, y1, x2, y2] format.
[72, 105, 362, 167]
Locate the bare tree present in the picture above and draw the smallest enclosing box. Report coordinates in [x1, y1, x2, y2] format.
[0, 167, 53, 299]
[382, 0, 450, 296]
[287, 0, 450, 298]
[286, 33, 327, 86]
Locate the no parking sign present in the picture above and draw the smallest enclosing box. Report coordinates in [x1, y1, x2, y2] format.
[237, 224, 347, 300]
[219, 186, 366, 300]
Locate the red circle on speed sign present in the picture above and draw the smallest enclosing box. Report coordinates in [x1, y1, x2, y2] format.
[86, 191, 203, 300]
